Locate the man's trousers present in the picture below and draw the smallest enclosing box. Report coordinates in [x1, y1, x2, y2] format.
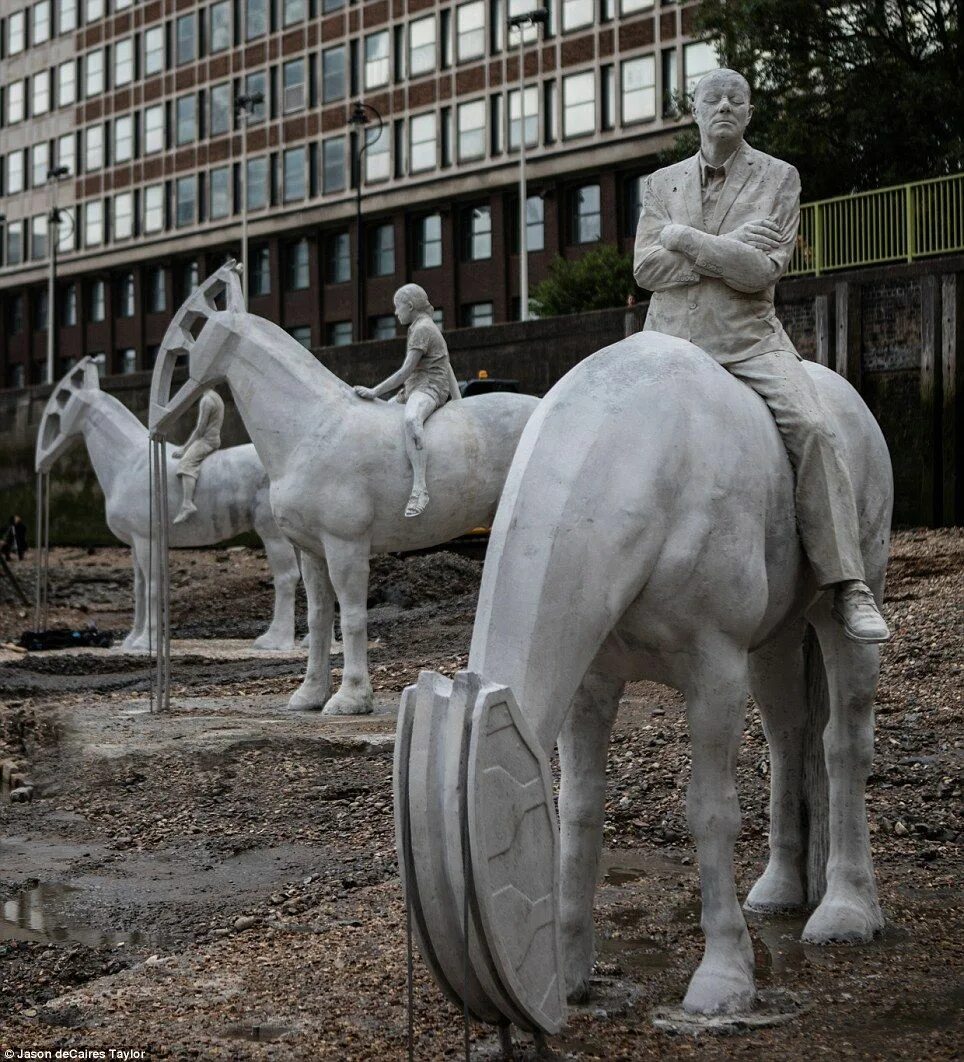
[727, 349, 865, 589]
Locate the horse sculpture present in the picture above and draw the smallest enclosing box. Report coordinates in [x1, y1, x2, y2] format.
[36, 358, 300, 652]
[150, 264, 538, 715]
[398, 330, 892, 1023]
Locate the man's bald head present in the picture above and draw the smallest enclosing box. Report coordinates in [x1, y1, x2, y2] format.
[693, 68, 751, 107]
[693, 68, 753, 159]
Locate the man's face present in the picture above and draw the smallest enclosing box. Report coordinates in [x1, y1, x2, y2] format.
[694, 74, 752, 147]
[395, 295, 413, 325]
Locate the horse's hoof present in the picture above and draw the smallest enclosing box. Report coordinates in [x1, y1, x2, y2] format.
[566, 978, 591, 1005]
[802, 893, 882, 944]
[122, 638, 150, 654]
[252, 633, 295, 651]
[286, 687, 329, 712]
[682, 962, 756, 1016]
[321, 690, 374, 716]
[744, 865, 805, 912]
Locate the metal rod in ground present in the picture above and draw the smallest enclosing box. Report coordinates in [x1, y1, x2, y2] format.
[158, 439, 171, 711]
[33, 472, 43, 631]
[147, 439, 154, 714]
[151, 440, 165, 712]
[41, 472, 51, 631]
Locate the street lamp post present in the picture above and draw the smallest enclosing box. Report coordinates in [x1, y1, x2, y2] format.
[45, 166, 70, 385]
[508, 7, 549, 323]
[235, 90, 265, 306]
[348, 102, 384, 343]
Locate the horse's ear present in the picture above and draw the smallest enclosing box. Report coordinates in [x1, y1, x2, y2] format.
[225, 261, 245, 312]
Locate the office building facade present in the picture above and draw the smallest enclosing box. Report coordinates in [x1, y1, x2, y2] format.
[0, 0, 714, 388]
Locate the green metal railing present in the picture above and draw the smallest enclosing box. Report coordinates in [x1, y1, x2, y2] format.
[787, 172, 964, 276]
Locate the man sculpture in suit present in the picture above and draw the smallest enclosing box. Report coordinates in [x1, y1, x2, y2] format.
[634, 68, 889, 643]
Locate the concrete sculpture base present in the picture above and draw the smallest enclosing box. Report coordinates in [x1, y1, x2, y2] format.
[150, 264, 537, 715]
[397, 331, 892, 1027]
[36, 359, 300, 652]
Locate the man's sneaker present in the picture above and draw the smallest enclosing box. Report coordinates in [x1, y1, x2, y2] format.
[832, 581, 891, 644]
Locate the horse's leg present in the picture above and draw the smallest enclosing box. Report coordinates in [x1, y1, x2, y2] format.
[802, 597, 883, 942]
[251, 527, 300, 650]
[320, 536, 374, 716]
[286, 550, 335, 710]
[122, 543, 147, 650]
[557, 668, 624, 1002]
[744, 619, 808, 911]
[683, 643, 755, 1015]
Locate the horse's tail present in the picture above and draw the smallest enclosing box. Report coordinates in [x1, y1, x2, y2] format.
[802, 624, 830, 905]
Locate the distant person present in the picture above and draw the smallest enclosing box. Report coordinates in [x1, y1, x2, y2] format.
[1, 515, 28, 561]
[624, 293, 638, 337]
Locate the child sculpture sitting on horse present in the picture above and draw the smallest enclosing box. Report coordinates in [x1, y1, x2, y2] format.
[353, 284, 461, 518]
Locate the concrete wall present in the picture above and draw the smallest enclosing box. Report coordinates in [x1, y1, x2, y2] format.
[1, 255, 961, 545]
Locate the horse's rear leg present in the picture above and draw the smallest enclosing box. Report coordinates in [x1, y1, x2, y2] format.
[557, 668, 623, 1002]
[683, 644, 755, 1015]
[745, 619, 808, 912]
[803, 600, 883, 943]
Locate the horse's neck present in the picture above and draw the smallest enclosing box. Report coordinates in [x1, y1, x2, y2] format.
[225, 329, 349, 478]
[82, 392, 147, 496]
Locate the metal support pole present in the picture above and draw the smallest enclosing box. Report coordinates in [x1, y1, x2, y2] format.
[349, 102, 384, 344]
[241, 113, 249, 305]
[46, 216, 57, 385]
[518, 30, 529, 322]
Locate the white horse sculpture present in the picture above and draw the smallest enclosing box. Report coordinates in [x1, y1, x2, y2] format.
[405, 331, 892, 1018]
[150, 264, 538, 715]
[35, 358, 301, 652]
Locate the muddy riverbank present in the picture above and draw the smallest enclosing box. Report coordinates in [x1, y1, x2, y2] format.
[0, 532, 960, 1059]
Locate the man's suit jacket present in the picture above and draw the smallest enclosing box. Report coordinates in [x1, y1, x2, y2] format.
[633, 141, 802, 365]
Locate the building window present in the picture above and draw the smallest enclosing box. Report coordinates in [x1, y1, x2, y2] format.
[462, 204, 492, 260]
[147, 268, 166, 313]
[283, 0, 305, 26]
[56, 133, 74, 176]
[462, 301, 494, 327]
[176, 176, 197, 227]
[114, 37, 134, 86]
[511, 195, 545, 253]
[250, 246, 271, 296]
[322, 45, 346, 103]
[120, 349, 137, 374]
[244, 71, 267, 122]
[326, 232, 351, 283]
[282, 148, 307, 202]
[409, 113, 437, 174]
[144, 26, 165, 76]
[176, 95, 198, 145]
[571, 184, 601, 243]
[85, 125, 104, 172]
[144, 184, 164, 232]
[247, 157, 269, 210]
[661, 47, 679, 117]
[117, 273, 135, 316]
[364, 31, 390, 89]
[210, 1, 231, 51]
[285, 239, 310, 290]
[85, 50, 104, 98]
[114, 115, 134, 163]
[114, 192, 134, 240]
[34, 290, 50, 330]
[210, 83, 231, 136]
[31, 216, 48, 262]
[415, 214, 443, 269]
[85, 0, 103, 21]
[288, 325, 311, 347]
[8, 293, 25, 334]
[409, 16, 436, 76]
[210, 166, 231, 219]
[622, 0, 654, 10]
[89, 279, 106, 321]
[32, 71, 51, 116]
[144, 105, 165, 153]
[624, 175, 645, 236]
[365, 126, 390, 183]
[58, 61, 76, 106]
[456, 1, 485, 61]
[684, 41, 720, 97]
[562, 0, 593, 31]
[59, 284, 77, 327]
[7, 81, 25, 125]
[327, 321, 352, 346]
[179, 261, 200, 302]
[283, 58, 306, 112]
[622, 57, 656, 126]
[7, 10, 26, 54]
[563, 71, 596, 138]
[322, 137, 346, 193]
[33, 0, 51, 42]
[368, 223, 395, 277]
[32, 144, 49, 189]
[57, 0, 77, 32]
[245, 0, 267, 40]
[371, 315, 396, 341]
[457, 99, 486, 161]
[508, 86, 539, 150]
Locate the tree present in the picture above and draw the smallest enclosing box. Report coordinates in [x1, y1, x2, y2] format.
[666, 1, 962, 199]
[529, 246, 638, 318]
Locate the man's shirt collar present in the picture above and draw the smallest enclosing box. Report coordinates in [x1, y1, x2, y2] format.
[699, 143, 743, 186]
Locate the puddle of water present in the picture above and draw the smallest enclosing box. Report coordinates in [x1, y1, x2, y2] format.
[598, 849, 692, 887]
[0, 883, 161, 948]
[222, 1023, 296, 1042]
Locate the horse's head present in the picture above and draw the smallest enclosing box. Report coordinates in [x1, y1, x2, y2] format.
[149, 261, 245, 437]
[35, 357, 102, 472]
